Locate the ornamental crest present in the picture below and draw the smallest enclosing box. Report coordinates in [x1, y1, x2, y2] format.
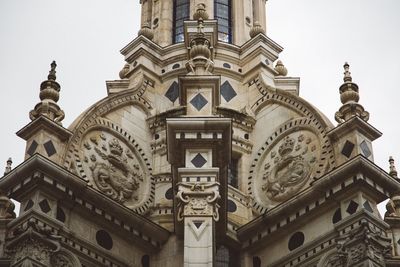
[257, 130, 321, 205]
[78, 131, 146, 206]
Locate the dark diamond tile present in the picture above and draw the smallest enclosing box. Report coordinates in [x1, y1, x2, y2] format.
[346, 200, 359, 215]
[56, 207, 66, 222]
[39, 199, 51, 213]
[165, 81, 179, 103]
[341, 140, 355, 158]
[193, 221, 203, 229]
[332, 208, 342, 224]
[363, 200, 373, 213]
[360, 141, 371, 158]
[190, 93, 208, 111]
[44, 140, 56, 157]
[24, 199, 34, 211]
[221, 81, 237, 102]
[191, 153, 207, 168]
[27, 140, 38, 156]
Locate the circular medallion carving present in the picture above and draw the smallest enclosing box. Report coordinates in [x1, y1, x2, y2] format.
[76, 129, 151, 210]
[254, 130, 321, 207]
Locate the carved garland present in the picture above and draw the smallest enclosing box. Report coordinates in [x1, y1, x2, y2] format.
[63, 75, 153, 169]
[73, 118, 155, 214]
[248, 117, 335, 213]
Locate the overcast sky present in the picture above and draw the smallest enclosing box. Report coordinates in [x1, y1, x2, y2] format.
[1, 1, 399, 212]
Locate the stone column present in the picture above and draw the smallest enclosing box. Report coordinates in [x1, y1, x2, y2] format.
[176, 170, 220, 267]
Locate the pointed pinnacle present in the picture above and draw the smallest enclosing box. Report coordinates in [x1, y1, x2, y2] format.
[389, 156, 398, 178]
[4, 157, 12, 175]
[48, 60, 57, 81]
[343, 62, 352, 83]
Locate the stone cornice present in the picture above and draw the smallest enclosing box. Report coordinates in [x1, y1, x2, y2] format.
[17, 115, 73, 141]
[237, 155, 400, 242]
[0, 154, 170, 248]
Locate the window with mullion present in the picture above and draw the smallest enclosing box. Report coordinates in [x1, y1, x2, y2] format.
[214, 0, 232, 43]
[173, 0, 190, 43]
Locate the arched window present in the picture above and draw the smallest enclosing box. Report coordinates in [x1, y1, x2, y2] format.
[173, 0, 190, 43]
[214, 0, 232, 43]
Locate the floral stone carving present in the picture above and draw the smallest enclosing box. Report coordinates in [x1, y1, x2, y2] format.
[256, 130, 321, 206]
[78, 131, 147, 207]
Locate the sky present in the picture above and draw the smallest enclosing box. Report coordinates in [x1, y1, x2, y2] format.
[0, 0, 399, 213]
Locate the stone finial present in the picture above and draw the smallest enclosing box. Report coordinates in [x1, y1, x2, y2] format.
[0, 192, 15, 219]
[185, 18, 213, 75]
[274, 60, 288, 76]
[138, 22, 154, 40]
[335, 62, 369, 123]
[29, 61, 65, 125]
[3, 158, 12, 175]
[249, 21, 265, 38]
[119, 63, 130, 79]
[193, 3, 209, 21]
[389, 156, 398, 178]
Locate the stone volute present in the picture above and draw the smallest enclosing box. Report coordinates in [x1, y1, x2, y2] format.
[335, 62, 369, 123]
[138, 22, 154, 40]
[29, 61, 65, 125]
[249, 21, 265, 38]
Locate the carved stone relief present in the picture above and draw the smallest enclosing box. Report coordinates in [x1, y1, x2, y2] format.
[50, 250, 82, 267]
[77, 130, 149, 209]
[255, 130, 321, 207]
[176, 182, 221, 221]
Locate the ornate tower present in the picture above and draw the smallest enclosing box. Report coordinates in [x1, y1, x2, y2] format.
[1, 1, 400, 267]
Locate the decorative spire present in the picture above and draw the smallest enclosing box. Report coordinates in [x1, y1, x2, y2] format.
[334, 62, 369, 123]
[389, 156, 398, 178]
[29, 61, 65, 124]
[138, 22, 154, 41]
[274, 60, 288, 76]
[249, 21, 265, 38]
[3, 158, 12, 175]
[193, 3, 209, 21]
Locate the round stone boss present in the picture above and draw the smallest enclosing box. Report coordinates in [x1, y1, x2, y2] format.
[75, 125, 153, 214]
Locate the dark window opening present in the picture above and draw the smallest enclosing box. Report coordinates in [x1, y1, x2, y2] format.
[214, 0, 232, 43]
[216, 245, 229, 267]
[173, 0, 190, 43]
[253, 256, 261, 267]
[228, 157, 239, 188]
[142, 255, 150, 267]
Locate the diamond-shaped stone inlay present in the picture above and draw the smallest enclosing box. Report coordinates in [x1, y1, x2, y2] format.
[332, 208, 342, 224]
[221, 81, 237, 102]
[44, 140, 57, 157]
[360, 140, 371, 158]
[190, 93, 208, 111]
[341, 140, 355, 158]
[346, 200, 359, 215]
[165, 81, 179, 103]
[191, 153, 207, 168]
[27, 140, 38, 156]
[363, 200, 373, 213]
[39, 199, 51, 213]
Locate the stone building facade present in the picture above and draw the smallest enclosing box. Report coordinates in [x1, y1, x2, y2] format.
[1, 1, 400, 266]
